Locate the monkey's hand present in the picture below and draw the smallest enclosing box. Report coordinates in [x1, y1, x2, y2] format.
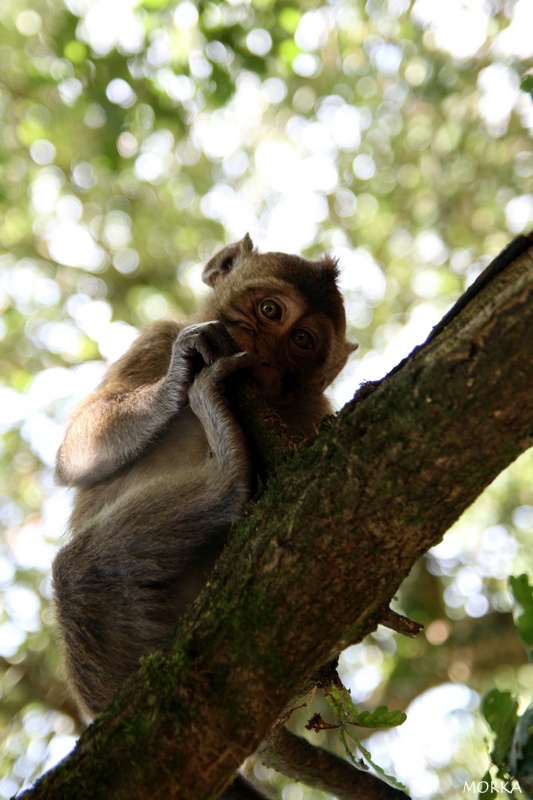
[189, 350, 258, 406]
[188, 349, 258, 477]
[163, 321, 244, 410]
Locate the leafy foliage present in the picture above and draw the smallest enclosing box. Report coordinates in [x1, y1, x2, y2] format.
[481, 577, 533, 798]
[521, 75, 533, 97]
[482, 689, 519, 774]
[510, 574, 533, 655]
[317, 681, 407, 790]
[1, 0, 532, 797]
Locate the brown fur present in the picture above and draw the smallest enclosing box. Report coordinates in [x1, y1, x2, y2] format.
[52, 236, 355, 798]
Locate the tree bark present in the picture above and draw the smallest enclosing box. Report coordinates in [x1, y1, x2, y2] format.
[18, 234, 533, 800]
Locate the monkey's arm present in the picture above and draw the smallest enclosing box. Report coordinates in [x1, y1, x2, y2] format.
[53, 346, 257, 719]
[56, 320, 241, 487]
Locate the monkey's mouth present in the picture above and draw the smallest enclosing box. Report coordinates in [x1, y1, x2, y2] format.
[249, 361, 283, 395]
[254, 358, 282, 373]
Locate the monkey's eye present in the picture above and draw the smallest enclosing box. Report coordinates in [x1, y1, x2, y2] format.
[291, 329, 315, 350]
[259, 298, 282, 322]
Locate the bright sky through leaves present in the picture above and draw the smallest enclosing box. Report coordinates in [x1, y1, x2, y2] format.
[1, 0, 533, 797]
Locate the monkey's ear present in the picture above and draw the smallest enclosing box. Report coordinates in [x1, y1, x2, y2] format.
[202, 234, 255, 287]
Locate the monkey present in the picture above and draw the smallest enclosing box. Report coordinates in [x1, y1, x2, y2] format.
[52, 234, 356, 798]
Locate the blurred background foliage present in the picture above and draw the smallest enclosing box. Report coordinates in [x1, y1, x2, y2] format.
[0, 0, 532, 797]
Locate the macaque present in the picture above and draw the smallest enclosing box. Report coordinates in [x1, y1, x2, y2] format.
[52, 234, 355, 798]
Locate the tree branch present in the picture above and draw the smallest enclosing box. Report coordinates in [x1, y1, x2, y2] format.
[256, 727, 406, 800]
[18, 234, 533, 799]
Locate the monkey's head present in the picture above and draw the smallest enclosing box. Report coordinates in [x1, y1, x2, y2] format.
[201, 235, 357, 398]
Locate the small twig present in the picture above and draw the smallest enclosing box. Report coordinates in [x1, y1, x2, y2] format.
[379, 607, 424, 638]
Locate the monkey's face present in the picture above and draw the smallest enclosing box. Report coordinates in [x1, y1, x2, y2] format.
[218, 285, 325, 397]
[209, 252, 356, 398]
[201, 237, 357, 397]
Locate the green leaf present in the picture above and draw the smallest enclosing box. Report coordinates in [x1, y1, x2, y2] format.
[139, 0, 173, 8]
[325, 685, 406, 729]
[352, 705, 407, 729]
[64, 40, 87, 64]
[349, 732, 407, 791]
[510, 705, 533, 786]
[521, 75, 533, 96]
[478, 771, 499, 798]
[510, 575, 533, 652]
[322, 684, 407, 790]
[278, 8, 301, 34]
[482, 689, 519, 771]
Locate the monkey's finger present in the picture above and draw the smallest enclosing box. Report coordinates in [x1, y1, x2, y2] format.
[177, 321, 240, 366]
[204, 351, 259, 382]
[193, 322, 240, 364]
[217, 351, 259, 375]
[188, 352, 257, 406]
